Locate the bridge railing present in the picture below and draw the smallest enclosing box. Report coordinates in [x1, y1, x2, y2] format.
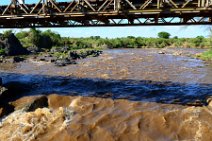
[1, 0, 212, 16]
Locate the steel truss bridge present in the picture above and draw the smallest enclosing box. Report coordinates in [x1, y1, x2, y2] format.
[0, 0, 212, 28]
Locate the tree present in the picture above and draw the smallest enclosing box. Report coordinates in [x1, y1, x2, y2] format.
[193, 36, 204, 47]
[158, 32, 171, 39]
[29, 28, 42, 47]
[90, 36, 100, 40]
[2, 30, 13, 39]
[42, 29, 62, 46]
[16, 31, 29, 39]
[173, 36, 178, 39]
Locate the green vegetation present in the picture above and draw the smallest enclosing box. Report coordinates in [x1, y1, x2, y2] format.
[197, 49, 212, 61]
[196, 31, 212, 61]
[0, 48, 5, 55]
[0, 29, 212, 58]
[6, 28, 209, 50]
[158, 32, 171, 39]
[2, 30, 13, 39]
[30, 28, 42, 48]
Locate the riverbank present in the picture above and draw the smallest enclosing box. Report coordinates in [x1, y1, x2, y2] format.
[1, 31, 211, 66]
[196, 49, 212, 61]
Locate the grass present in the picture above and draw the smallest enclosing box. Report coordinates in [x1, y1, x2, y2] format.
[197, 49, 212, 61]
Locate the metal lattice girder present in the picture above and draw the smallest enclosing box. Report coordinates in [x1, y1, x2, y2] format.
[0, 0, 212, 28]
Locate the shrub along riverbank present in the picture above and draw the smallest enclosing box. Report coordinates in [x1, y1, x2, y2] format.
[0, 29, 212, 60]
[196, 49, 212, 61]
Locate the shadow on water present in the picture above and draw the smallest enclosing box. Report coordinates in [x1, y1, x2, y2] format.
[0, 72, 212, 106]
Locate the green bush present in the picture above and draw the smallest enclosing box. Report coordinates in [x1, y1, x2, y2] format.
[42, 30, 62, 47]
[192, 36, 205, 48]
[158, 32, 171, 39]
[0, 48, 5, 55]
[16, 31, 29, 39]
[197, 49, 212, 61]
[29, 28, 42, 48]
[2, 30, 210, 53]
[2, 30, 13, 39]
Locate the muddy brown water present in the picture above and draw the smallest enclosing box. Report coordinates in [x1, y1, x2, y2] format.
[0, 94, 211, 141]
[0, 48, 212, 141]
[0, 48, 212, 105]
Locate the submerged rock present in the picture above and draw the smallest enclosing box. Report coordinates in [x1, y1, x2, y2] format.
[68, 50, 103, 60]
[27, 46, 42, 53]
[32, 49, 102, 67]
[68, 51, 81, 60]
[36, 54, 57, 63]
[0, 78, 8, 99]
[12, 56, 25, 63]
[0, 104, 14, 118]
[158, 51, 165, 54]
[55, 58, 76, 67]
[24, 96, 49, 112]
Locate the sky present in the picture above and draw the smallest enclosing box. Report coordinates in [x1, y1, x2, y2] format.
[0, 0, 211, 38]
[0, 25, 210, 38]
[42, 25, 210, 38]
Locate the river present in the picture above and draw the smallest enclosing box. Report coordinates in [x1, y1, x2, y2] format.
[0, 48, 212, 141]
[0, 48, 212, 105]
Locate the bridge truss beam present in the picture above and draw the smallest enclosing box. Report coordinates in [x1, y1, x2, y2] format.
[0, 0, 212, 28]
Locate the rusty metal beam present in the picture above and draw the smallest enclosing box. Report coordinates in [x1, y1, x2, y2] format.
[0, 0, 211, 28]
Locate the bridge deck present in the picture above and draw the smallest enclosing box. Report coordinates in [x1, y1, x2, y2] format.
[0, 0, 212, 28]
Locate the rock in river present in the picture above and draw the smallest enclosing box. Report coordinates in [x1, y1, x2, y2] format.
[24, 96, 49, 112]
[0, 33, 28, 56]
[0, 104, 14, 118]
[0, 78, 14, 118]
[0, 78, 8, 98]
[12, 56, 25, 63]
[55, 58, 76, 67]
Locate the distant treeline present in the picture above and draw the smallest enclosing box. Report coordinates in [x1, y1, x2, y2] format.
[0, 29, 211, 55]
